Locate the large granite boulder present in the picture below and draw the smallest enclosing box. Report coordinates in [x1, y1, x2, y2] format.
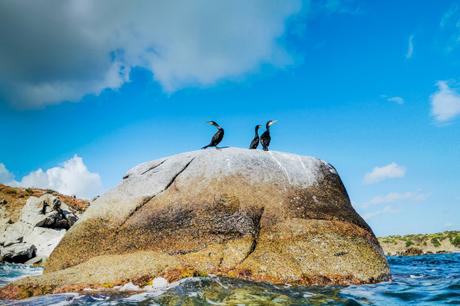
[0, 148, 389, 299]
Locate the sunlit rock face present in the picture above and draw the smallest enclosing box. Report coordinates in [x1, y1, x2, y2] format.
[0, 194, 79, 264]
[1, 148, 389, 299]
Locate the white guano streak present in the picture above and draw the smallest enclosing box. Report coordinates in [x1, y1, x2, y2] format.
[269, 151, 291, 186]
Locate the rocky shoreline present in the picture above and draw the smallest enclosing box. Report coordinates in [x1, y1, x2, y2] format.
[0, 185, 89, 265]
[378, 231, 460, 256]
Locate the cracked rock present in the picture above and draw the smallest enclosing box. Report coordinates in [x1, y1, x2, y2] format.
[7, 148, 389, 298]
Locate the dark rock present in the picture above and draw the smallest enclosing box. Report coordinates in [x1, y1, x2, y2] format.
[402, 247, 423, 256]
[35, 211, 78, 230]
[1, 243, 37, 263]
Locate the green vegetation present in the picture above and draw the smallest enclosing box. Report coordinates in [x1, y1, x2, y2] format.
[379, 231, 460, 249]
[450, 235, 460, 247]
[431, 238, 441, 248]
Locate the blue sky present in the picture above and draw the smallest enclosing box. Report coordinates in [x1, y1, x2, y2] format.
[1, 0, 459, 236]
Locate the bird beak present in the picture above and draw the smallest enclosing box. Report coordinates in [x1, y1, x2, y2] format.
[271, 120, 278, 125]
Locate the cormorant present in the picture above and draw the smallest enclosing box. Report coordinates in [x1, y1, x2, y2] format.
[249, 124, 262, 149]
[202, 121, 224, 149]
[53, 198, 67, 220]
[260, 120, 277, 151]
[41, 200, 49, 215]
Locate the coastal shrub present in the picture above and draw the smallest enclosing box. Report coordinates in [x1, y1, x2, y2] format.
[405, 240, 414, 247]
[431, 238, 441, 248]
[450, 236, 460, 247]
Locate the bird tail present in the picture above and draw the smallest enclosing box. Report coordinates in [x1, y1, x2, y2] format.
[201, 144, 210, 149]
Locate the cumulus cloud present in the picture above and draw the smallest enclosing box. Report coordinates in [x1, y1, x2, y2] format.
[0, 0, 303, 108]
[6, 156, 101, 199]
[406, 34, 414, 59]
[364, 162, 406, 184]
[430, 81, 460, 123]
[364, 191, 428, 207]
[0, 163, 14, 183]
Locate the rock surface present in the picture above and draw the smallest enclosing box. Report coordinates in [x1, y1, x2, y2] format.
[0, 243, 36, 263]
[0, 193, 80, 263]
[0, 148, 390, 299]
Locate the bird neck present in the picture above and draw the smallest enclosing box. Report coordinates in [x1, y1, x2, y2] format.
[255, 127, 260, 135]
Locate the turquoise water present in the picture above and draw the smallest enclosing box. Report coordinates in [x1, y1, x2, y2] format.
[1, 253, 459, 305]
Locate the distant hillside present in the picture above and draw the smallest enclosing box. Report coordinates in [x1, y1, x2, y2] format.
[378, 231, 460, 256]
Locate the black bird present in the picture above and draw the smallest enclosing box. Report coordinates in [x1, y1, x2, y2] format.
[202, 121, 224, 149]
[249, 124, 262, 149]
[260, 120, 277, 151]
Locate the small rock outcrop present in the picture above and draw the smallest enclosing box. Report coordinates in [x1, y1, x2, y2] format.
[0, 194, 81, 264]
[0, 148, 390, 299]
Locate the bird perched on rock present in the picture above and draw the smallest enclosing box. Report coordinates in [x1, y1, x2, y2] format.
[40, 200, 49, 214]
[249, 124, 262, 149]
[260, 120, 277, 151]
[53, 198, 67, 220]
[202, 121, 224, 149]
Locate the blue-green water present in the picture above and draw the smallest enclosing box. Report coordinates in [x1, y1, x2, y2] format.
[1, 253, 459, 305]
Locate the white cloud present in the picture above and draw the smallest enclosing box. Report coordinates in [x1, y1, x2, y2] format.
[364, 191, 428, 207]
[387, 96, 405, 105]
[8, 156, 101, 199]
[362, 205, 399, 221]
[440, 3, 460, 51]
[364, 162, 406, 184]
[317, 0, 363, 15]
[430, 81, 460, 123]
[0, 0, 303, 108]
[0, 163, 14, 183]
[380, 94, 405, 104]
[406, 34, 414, 59]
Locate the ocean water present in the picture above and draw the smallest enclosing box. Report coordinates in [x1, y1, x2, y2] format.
[1, 253, 459, 305]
